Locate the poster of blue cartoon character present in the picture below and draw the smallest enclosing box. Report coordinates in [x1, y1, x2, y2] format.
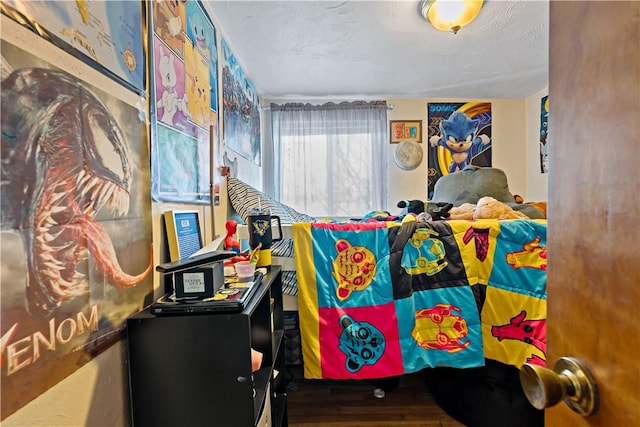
[427, 102, 492, 197]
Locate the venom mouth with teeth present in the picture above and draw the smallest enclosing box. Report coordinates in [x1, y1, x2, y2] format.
[1, 68, 152, 317]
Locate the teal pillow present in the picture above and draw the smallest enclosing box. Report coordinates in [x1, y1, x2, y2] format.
[431, 166, 516, 206]
[430, 167, 545, 219]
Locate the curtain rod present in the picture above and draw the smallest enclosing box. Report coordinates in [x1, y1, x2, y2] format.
[262, 102, 394, 111]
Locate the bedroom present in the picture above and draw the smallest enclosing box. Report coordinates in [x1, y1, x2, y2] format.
[0, 1, 637, 426]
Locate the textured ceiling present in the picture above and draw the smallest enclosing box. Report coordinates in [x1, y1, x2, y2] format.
[205, 0, 549, 100]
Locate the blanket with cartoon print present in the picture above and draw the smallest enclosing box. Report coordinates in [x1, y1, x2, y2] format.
[293, 218, 547, 380]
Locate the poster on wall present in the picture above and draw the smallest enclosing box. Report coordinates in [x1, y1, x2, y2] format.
[222, 37, 261, 166]
[540, 95, 549, 174]
[1, 0, 146, 94]
[427, 102, 493, 198]
[0, 36, 153, 419]
[150, 0, 219, 204]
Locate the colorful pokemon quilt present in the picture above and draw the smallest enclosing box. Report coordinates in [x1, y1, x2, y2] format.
[292, 218, 547, 380]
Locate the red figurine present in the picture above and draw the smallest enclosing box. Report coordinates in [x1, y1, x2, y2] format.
[224, 220, 241, 255]
[224, 220, 250, 265]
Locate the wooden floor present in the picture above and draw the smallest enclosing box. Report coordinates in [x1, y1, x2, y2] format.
[285, 366, 465, 427]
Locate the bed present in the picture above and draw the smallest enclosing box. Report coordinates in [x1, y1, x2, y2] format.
[228, 173, 546, 424]
[227, 171, 547, 378]
[292, 217, 547, 380]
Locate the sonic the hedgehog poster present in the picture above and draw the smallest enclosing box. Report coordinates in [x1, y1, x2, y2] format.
[427, 102, 492, 198]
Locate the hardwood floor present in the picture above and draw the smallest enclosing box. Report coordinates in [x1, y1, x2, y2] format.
[285, 365, 465, 427]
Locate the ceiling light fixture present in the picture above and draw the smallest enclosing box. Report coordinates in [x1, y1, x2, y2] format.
[419, 0, 484, 35]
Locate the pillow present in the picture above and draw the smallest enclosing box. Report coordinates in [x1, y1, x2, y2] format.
[227, 178, 316, 224]
[430, 166, 545, 219]
[227, 178, 316, 295]
[431, 166, 516, 206]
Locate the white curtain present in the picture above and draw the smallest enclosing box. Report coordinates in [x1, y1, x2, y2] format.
[270, 101, 388, 218]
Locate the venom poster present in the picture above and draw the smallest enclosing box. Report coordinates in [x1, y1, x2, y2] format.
[0, 37, 153, 418]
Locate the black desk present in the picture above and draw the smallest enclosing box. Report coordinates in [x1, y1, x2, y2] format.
[126, 266, 287, 427]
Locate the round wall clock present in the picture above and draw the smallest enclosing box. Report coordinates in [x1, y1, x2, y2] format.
[394, 140, 423, 171]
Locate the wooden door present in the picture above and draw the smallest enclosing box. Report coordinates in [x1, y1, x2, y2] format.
[545, 1, 639, 425]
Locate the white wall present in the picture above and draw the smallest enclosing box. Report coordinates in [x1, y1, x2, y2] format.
[491, 99, 528, 195]
[385, 99, 429, 210]
[3, 343, 129, 427]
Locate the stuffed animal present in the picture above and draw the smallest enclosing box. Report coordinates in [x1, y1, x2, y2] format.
[448, 203, 476, 220]
[426, 202, 453, 220]
[473, 196, 530, 220]
[397, 200, 425, 215]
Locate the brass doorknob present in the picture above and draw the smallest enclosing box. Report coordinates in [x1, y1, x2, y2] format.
[519, 357, 599, 416]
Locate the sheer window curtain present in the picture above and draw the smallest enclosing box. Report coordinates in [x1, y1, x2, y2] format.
[269, 101, 388, 218]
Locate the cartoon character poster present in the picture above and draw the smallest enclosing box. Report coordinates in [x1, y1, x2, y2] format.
[0, 35, 153, 419]
[427, 102, 492, 198]
[222, 37, 262, 166]
[1, 0, 146, 94]
[150, 0, 219, 204]
[540, 95, 549, 174]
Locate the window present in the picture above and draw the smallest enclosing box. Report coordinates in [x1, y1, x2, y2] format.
[270, 101, 388, 218]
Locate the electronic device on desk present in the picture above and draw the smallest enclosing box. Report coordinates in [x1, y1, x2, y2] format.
[156, 249, 235, 298]
[151, 270, 265, 315]
[163, 209, 205, 261]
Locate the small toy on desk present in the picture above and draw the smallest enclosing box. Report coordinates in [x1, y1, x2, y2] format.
[223, 219, 251, 268]
[224, 220, 241, 255]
